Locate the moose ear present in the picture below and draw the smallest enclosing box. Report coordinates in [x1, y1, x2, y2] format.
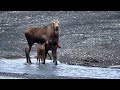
[51, 20, 53, 23]
[51, 19, 55, 23]
[56, 19, 59, 23]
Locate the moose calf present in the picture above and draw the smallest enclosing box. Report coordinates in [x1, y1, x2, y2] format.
[37, 43, 45, 63]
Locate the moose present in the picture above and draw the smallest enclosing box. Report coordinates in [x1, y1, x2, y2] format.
[37, 43, 46, 63]
[25, 19, 60, 65]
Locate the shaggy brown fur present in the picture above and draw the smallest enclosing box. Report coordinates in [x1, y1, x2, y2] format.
[37, 43, 45, 63]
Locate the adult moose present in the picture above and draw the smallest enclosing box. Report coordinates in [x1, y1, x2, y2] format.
[25, 19, 60, 65]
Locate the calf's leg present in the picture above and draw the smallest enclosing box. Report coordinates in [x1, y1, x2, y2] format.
[42, 50, 48, 64]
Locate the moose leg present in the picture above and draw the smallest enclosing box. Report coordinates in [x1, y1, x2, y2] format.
[37, 50, 39, 63]
[37, 56, 41, 63]
[42, 50, 48, 64]
[38, 56, 40, 63]
[25, 47, 29, 63]
[37, 55, 39, 63]
[48, 53, 52, 60]
[52, 47, 57, 65]
[25, 44, 32, 64]
[28, 44, 32, 63]
[41, 52, 45, 64]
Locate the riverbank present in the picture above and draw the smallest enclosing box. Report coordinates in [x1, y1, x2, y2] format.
[58, 48, 120, 68]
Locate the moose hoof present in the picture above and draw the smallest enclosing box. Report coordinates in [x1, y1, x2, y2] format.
[55, 62, 57, 65]
[29, 60, 32, 64]
[28, 62, 32, 64]
[53, 61, 57, 65]
[27, 60, 32, 64]
[42, 61, 45, 64]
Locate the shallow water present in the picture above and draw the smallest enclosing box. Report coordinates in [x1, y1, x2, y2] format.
[0, 76, 23, 79]
[0, 58, 120, 79]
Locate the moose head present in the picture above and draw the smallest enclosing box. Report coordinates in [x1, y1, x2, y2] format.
[51, 19, 59, 31]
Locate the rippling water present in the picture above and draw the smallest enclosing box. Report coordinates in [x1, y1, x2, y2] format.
[0, 58, 120, 79]
[0, 76, 23, 79]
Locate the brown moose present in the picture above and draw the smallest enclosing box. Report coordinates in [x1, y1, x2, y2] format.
[25, 19, 60, 65]
[37, 43, 45, 63]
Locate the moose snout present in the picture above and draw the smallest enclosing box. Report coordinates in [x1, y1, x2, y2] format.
[55, 26, 58, 31]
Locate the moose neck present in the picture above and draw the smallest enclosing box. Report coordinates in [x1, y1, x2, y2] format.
[48, 23, 56, 35]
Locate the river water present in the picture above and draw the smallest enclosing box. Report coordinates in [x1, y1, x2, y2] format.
[0, 58, 120, 79]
